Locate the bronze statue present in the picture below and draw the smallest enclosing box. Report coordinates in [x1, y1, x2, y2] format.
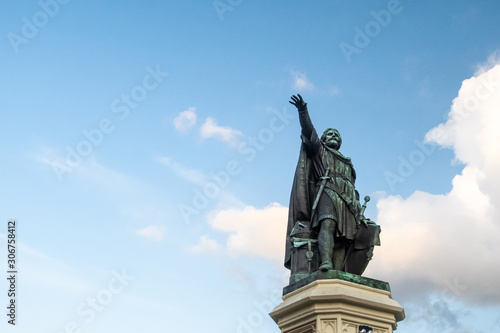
[284, 94, 380, 284]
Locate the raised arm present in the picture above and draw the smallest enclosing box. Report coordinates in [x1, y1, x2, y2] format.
[289, 94, 314, 140]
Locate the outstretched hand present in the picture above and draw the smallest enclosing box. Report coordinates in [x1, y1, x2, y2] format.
[289, 94, 307, 111]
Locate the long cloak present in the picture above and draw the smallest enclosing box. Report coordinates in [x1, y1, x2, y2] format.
[284, 132, 318, 269]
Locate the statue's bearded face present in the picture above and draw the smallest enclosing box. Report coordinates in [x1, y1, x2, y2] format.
[322, 128, 341, 150]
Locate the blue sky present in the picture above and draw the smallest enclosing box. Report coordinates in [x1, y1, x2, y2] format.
[1, 0, 500, 332]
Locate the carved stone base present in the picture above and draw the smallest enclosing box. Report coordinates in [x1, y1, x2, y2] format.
[270, 279, 405, 333]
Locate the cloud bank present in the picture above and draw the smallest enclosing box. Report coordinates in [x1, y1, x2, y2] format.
[199, 203, 287, 262]
[372, 64, 500, 304]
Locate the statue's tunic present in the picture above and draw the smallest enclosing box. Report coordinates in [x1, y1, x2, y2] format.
[302, 132, 359, 239]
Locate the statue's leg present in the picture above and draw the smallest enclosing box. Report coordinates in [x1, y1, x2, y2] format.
[318, 218, 335, 271]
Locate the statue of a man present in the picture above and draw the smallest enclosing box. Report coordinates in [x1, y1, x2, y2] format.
[285, 94, 362, 272]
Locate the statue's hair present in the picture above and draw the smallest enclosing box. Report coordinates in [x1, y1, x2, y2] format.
[321, 128, 342, 146]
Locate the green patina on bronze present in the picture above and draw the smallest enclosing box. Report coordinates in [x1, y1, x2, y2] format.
[284, 94, 383, 289]
[283, 270, 391, 296]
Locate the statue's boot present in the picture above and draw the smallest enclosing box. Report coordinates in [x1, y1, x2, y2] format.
[319, 261, 333, 271]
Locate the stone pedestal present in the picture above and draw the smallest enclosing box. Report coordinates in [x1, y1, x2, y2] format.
[270, 278, 405, 333]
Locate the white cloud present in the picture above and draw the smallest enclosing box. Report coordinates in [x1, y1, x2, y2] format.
[200, 117, 243, 147]
[134, 224, 167, 242]
[191, 235, 222, 253]
[372, 63, 500, 305]
[292, 71, 315, 91]
[476, 51, 500, 75]
[173, 107, 197, 132]
[206, 203, 288, 262]
[157, 156, 208, 185]
[329, 85, 340, 96]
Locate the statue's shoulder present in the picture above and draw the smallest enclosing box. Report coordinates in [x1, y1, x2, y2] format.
[323, 145, 352, 164]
